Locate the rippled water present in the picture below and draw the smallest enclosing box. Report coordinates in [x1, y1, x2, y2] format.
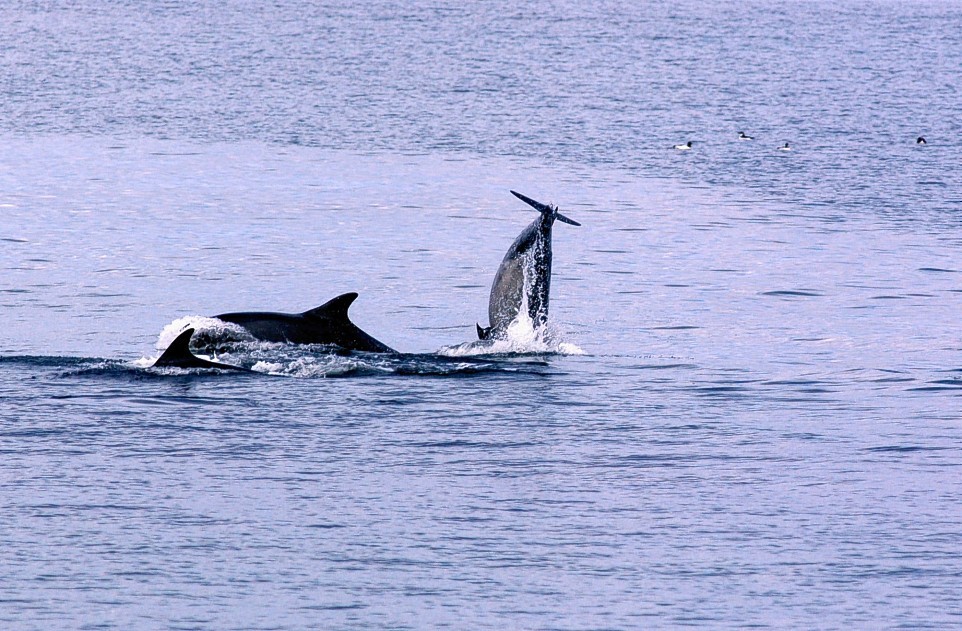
[2, 1, 961, 629]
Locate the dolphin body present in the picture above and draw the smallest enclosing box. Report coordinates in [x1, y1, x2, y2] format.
[153, 328, 248, 371]
[477, 191, 579, 340]
[213, 292, 396, 353]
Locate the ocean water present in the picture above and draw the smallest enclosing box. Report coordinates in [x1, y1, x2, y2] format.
[1, 1, 961, 629]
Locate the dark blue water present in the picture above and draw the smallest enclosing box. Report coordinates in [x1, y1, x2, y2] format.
[2, 1, 961, 628]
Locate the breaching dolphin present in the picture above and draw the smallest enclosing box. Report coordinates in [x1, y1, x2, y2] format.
[153, 328, 248, 371]
[213, 292, 396, 353]
[477, 190, 580, 340]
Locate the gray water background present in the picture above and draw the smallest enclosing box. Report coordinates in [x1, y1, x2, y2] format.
[1, 1, 961, 629]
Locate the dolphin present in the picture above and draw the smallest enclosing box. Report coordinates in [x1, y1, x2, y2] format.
[477, 190, 580, 340]
[213, 292, 396, 353]
[153, 328, 248, 371]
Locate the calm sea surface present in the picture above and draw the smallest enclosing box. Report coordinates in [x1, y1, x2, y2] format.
[2, 1, 961, 629]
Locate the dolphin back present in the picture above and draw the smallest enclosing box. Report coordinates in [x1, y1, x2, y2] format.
[213, 292, 396, 353]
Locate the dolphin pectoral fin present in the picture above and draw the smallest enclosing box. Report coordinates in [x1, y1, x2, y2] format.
[477, 323, 492, 340]
[510, 190, 579, 226]
[303, 292, 359, 320]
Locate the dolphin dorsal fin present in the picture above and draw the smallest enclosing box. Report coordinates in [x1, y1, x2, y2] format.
[303, 292, 359, 320]
[154, 328, 197, 367]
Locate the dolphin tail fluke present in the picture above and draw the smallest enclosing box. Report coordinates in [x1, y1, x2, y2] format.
[509, 190, 580, 226]
[555, 212, 581, 226]
[477, 323, 492, 340]
[510, 190, 552, 213]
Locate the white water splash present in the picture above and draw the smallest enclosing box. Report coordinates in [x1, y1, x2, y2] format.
[129, 356, 156, 369]
[439, 316, 584, 357]
[556, 341, 586, 355]
[442, 250, 584, 357]
[155, 315, 252, 349]
[251, 357, 363, 378]
[135, 316, 259, 369]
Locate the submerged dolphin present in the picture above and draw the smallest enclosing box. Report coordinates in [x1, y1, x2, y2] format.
[477, 190, 580, 340]
[153, 328, 247, 371]
[213, 292, 396, 353]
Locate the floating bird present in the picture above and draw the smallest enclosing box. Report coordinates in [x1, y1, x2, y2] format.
[917, 136, 927, 145]
[778, 142, 792, 151]
[674, 141, 693, 150]
[738, 132, 754, 140]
